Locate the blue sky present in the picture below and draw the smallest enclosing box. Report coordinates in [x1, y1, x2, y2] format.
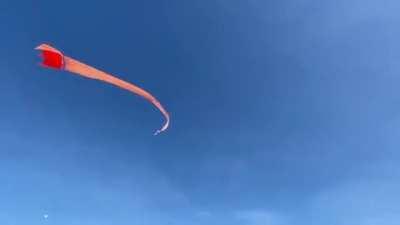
[1, 0, 400, 224]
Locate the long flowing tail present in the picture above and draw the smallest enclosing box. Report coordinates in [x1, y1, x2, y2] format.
[35, 44, 170, 134]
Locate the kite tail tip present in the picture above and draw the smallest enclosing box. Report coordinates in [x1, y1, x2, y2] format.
[153, 120, 170, 136]
[154, 127, 167, 135]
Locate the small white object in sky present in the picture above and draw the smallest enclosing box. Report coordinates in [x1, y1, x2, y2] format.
[43, 214, 49, 219]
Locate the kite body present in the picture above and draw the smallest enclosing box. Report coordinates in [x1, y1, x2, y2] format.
[35, 44, 170, 135]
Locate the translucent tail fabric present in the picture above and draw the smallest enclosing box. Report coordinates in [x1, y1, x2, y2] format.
[36, 44, 170, 135]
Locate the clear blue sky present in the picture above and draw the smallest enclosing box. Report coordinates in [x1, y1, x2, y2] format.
[1, 0, 400, 224]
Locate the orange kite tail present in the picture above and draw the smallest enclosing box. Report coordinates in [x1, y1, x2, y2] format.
[35, 44, 170, 135]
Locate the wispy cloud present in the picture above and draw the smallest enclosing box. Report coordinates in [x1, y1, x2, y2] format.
[307, 163, 400, 225]
[234, 210, 286, 225]
[195, 211, 212, 218]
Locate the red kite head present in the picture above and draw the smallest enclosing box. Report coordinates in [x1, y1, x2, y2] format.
[35, 44, 64, 69]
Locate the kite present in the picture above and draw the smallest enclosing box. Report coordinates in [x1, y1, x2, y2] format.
[35, 44, 170, 135]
